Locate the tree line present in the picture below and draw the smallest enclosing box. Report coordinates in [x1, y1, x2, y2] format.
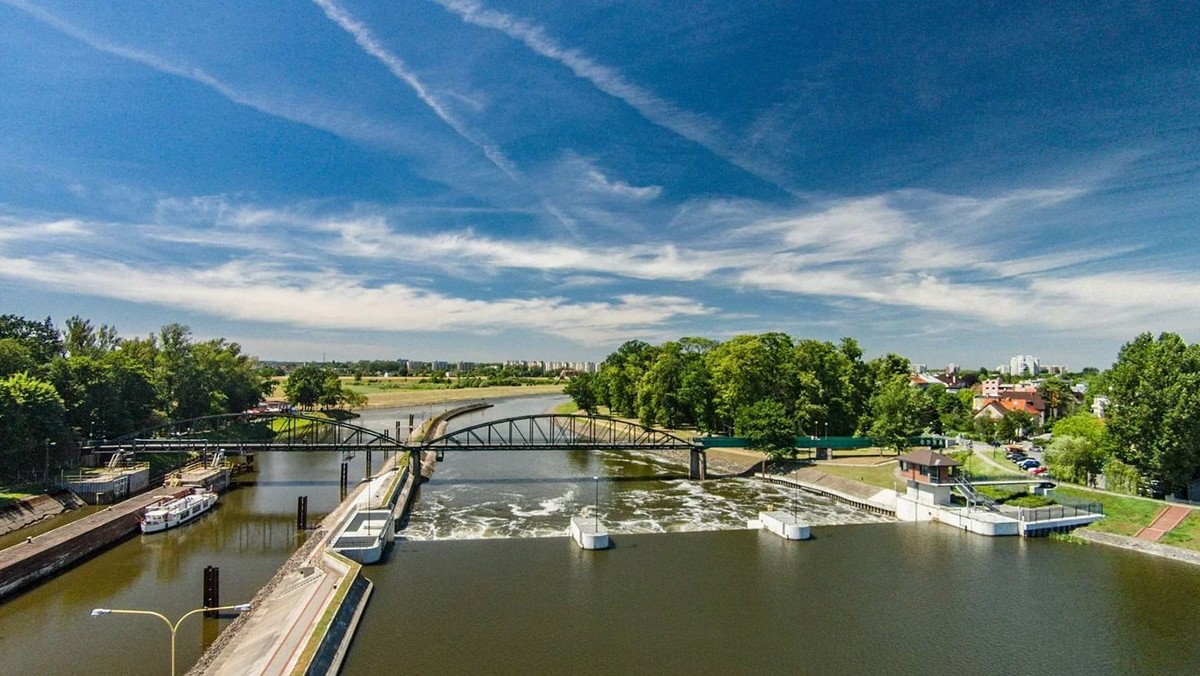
[564, 334, 972, 457]
[1044, 332, 1200, 497]
[0, 314, 272, 481]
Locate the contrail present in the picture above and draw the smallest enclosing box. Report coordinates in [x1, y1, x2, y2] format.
[312, 0, 521, 180]
[1, 0, 423, 155]
[430, 0, 795, 193]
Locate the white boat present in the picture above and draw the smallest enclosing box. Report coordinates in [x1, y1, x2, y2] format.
[140, 487, 218, 533]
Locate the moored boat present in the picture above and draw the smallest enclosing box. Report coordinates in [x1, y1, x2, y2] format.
[140, 487, 218, 533]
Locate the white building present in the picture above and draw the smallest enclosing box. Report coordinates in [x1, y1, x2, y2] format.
[1010, 355, 1040, 377]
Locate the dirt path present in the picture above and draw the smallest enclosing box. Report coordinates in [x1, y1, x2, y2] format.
[1136, 505, 1192, 541]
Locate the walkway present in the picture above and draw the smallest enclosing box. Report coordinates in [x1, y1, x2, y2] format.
[1136, 505, 1192, 542]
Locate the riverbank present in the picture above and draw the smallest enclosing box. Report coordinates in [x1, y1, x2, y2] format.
[1074, 529, 1200, 567]
[0, 490, 86, 537]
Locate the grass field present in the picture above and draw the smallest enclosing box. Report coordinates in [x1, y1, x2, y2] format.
[814, 460, 900, 491]
[1159, 510, 1200, 551]
[1056, 486, 1163, 537]
[354, 383, 564, 408]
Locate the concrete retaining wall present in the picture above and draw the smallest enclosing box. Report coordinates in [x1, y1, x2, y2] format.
[0, 491, 85, 537]
[0, 504, 144, 599]
[303, 554, 373, 676]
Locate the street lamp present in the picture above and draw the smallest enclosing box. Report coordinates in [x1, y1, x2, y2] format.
[91, 603, 251, 676]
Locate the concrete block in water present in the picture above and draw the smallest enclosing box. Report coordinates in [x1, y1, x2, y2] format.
[759, 511, 811, 540]
[570, 516, 609, 550]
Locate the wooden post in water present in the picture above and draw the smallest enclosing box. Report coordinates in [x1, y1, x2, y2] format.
[365, 450, 372, 478]
[296, 495, 308, 531]
[340, 462, 348, 497]
[203, 566, 220, 617]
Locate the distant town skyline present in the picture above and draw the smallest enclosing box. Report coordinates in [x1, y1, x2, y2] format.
[2, 2, 1197, 369]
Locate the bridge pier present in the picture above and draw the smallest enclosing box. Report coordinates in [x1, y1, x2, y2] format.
[689, 448, 707, 480]
[408, 448, 421, 479]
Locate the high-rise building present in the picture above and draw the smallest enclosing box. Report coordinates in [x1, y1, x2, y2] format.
[1009, 355, 1040, 376]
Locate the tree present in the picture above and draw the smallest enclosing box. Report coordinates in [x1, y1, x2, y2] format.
[564, 372, 599, 415]
[1044, 435, 1107, 486]
[735, 400, 795, 460]
[62, 315, 120, 357]
[0, 314, 62, 364]
[707, 333, 795, 433]
[867, 376, 925, 454]
[595, 340, 656, 416]
[0, 372, 69, 479]
[0, 338, 36, 377]
[1105, 332, 1200, 493]
[1051, 413, 1105, 447]
[995, 409, 1035, 442]
[284, 364, 331, 410]
[1038, 376, 1075, 421]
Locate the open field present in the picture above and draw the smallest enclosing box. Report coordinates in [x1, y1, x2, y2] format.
[353, 383, 564, 408]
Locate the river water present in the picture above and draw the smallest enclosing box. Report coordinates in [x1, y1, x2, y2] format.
[4, 395, 1200, 674]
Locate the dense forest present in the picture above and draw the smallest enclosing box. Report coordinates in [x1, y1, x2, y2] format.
[564, 334, 972, 455]
[567, 332, 1200, 497]
[0, 314, 271, 481]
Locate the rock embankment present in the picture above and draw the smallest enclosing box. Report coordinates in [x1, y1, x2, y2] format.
[0, 491, 86, 537]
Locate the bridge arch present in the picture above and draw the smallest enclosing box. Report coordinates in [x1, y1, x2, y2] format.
[98, 411, 403, 452]
[418, 414, 696, 451]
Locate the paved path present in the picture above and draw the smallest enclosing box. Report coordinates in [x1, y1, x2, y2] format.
[1136, 505, 1191, 541]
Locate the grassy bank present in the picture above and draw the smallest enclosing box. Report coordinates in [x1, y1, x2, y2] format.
[1056, 486, 1162, 537]
[813, 460, 899, 491]
[1160, 511, 1200, 551]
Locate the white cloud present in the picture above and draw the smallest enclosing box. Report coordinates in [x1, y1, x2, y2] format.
[0, 217, 91, 242]
[0, 254, 712, 345]
[585, 170, 662, 201]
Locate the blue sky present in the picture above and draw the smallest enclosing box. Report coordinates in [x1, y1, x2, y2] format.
[1, 1, 1198, 369]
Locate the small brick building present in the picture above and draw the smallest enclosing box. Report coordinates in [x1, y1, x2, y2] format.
[897, 449, 961, 507]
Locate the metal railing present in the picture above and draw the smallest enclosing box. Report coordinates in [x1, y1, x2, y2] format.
[1017, 502, 1103, 522]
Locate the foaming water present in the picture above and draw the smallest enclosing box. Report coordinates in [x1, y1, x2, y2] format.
[403, 452, 890, 541]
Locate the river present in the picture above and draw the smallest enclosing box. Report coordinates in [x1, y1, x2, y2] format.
[343, 395, 1200, 675]
[3, 394, 1199, 674]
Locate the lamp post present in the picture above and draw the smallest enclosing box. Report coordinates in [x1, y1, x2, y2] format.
[91, 603, 251, 676]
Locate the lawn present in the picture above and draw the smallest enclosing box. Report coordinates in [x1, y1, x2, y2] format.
[1055, 486, 1163, 537]
[1159, 510, 1200, 552]
[813, 460, 900, 491]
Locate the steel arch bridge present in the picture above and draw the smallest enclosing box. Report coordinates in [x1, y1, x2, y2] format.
[91, 411, 405, 454]
[416, 414, 697, 451]
[414, 414, 708, 478]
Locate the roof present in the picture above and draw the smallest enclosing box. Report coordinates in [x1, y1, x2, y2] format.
[896, 449, 961, 467]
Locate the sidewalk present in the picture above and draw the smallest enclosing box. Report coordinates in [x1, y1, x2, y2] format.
[1136, 505, 1191, 542]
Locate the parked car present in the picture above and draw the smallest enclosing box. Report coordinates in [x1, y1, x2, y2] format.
[1007, 452, 1026, 461]
[1030, 466, 1048, 475]
[1018, 459, 1041, 470]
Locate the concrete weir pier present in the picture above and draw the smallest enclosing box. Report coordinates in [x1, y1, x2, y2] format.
[759, 511, 811, 540]
[570, 516, 610, 550]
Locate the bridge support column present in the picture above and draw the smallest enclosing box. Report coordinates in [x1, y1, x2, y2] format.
[408, 448, 422, 479]
[689, 448, 707, 480]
